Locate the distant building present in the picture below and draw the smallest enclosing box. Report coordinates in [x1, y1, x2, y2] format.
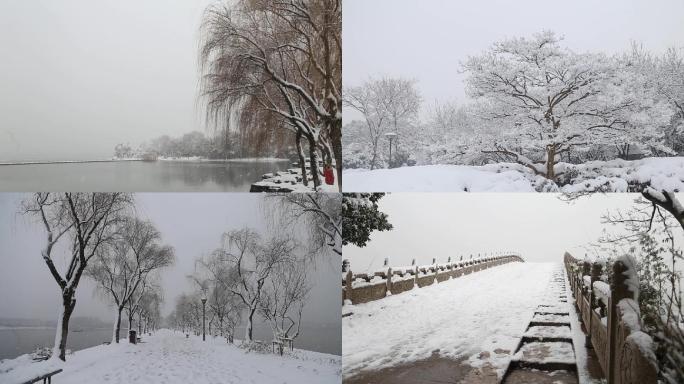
[142, 151, 158, 161]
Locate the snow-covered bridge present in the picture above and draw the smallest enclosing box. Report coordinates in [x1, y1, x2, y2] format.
[341, 260, 600, 384]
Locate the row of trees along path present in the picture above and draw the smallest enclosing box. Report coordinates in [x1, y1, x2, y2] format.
[22, 193, 173, 361]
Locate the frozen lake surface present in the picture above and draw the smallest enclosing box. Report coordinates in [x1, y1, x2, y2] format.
[0, 160, 290, 192]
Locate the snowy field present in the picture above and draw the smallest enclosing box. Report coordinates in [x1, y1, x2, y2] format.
[0, 329, 341, 384]
[343, 157, 684, 192]
[342, 262, 556, 379]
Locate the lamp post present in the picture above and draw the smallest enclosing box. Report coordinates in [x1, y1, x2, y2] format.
[384, 132, 397, 168]
[201, 290, 207, 342]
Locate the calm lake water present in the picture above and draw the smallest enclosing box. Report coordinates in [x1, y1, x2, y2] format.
[0, 328, 113, 360]
[0, 323, 340, 360]
[0, 160, 290, 192]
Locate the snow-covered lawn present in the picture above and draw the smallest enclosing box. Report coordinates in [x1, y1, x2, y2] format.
[0, 329, 340, 384]
[343, 157, 684, 192]
[342, 262, 555, 379]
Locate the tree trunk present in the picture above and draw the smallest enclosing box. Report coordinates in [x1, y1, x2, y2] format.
[295, 130, 308, 187]
[138, 312, 142, 334]
[306, 135, 321, 188]
[331, 119, 343, 191]
[54, 293, 76, 361]
[545, 145, 556, 180]
[113, 307, 123, 343]
[128, 312, 134, 341]
[245, 306, 257, 342]
[370, 138, 379, 171]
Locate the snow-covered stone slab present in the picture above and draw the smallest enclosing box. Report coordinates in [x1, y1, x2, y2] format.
[524, 326, 572, 340]
[514, 341, 576, 365]
[536, 304, 569, 314]
[532, 313, 571, 324]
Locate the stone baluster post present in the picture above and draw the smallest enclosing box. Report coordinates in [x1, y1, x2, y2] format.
[607, 258, 637, 384]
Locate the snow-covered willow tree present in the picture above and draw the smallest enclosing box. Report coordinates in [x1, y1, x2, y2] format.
[87, 218, 174, 343]
[258, 257, 310, 351]
[200, 0, 342, 190]
[136, 284, 163, 334]
[21, 193, 133, 361]
[266, 193, 342, 257]
[463, 31, 671, 180]
[209, 228, 297, 342]
[192, 256, 244, 339]
[343, 77, 421, 169]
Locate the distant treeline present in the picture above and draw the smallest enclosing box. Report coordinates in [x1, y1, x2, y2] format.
[114, 129, 294, 160]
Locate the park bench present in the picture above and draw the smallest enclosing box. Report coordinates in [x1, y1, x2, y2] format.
[21, 368, 63, 384]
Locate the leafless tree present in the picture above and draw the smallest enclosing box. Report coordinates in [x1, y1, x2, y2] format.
[344, 77, 421, 169]
[266, 193, 341, 257]
[192, 256, 244, 340]
[259, 259, 310, 353]
[21, 193, 133, 361]
[199, 0, 342, 190]
[208, 228, 296, 342]
[87, 217, 174, 343]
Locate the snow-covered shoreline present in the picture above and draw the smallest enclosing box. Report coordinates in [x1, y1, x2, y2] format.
[0, 329, 340, 384]
[343, 157, 684, 192]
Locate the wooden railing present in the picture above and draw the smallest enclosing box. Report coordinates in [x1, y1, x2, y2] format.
[564, 252, 658, 384]
[342, 253, 524, 305]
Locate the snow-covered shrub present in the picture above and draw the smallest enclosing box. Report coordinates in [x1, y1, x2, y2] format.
[238, 340, 272, 354]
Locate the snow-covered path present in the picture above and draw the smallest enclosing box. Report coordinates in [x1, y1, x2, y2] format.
[342, 262, 556, 378]
[0, 330, 340, 384]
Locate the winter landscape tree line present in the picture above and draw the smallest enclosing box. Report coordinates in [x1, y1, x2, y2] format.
[20, 193, 171, 361]
[113, 129, 292, 160]
[168, 193, 342, 353]
[17, 192, 346, 362]
[343, 32, 684, 190]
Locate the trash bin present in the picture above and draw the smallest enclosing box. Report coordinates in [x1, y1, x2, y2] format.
[129, 330, 137, 344]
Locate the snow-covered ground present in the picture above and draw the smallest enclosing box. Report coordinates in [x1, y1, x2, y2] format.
[0, 329, 340, 384]
[343, 157, 684, 192]
[342, 262, 555, 379]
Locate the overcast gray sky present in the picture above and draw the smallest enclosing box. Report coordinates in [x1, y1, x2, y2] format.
[343, 0, 684, 121]
[343, 193, 684, 273]
[0, 0, 215, 161]
[0, 193, 339, 331]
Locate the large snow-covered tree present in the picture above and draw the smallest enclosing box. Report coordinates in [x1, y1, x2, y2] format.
[21, 193, 133, 361]
[200, 0, 342, 190]
[463, 31, 667, 180]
